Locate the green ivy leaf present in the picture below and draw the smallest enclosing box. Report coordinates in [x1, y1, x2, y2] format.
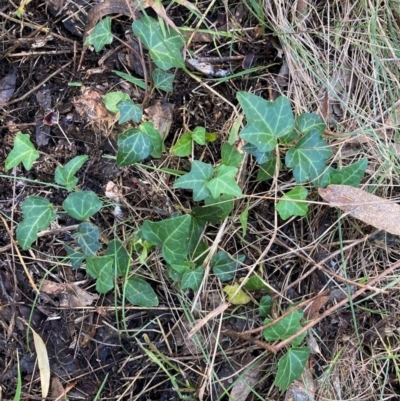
[117, 100, 143, 124]
[72, 223, 101, 255]
[64, 244, 85, 270]
[16, 196, 56, 250]
[117, 128, 153, 166]
[244, 275, 270, 291]
[106, 239, 130, 276]
[326, 158, 368, 187]
[169, 260, 194, 276]
[190, 240, 209, 265]
[276, 186, 309, 220]
[170, 132, 192, 157]
[113, 70, 147, 90]
[84, 17, 113, 52]
[221, 143, 244, 167]
[296, 113, 326, 135]
[141, 215, 192, 265]
[211, 251, 239, 281]
[187, 218, 206, 255]
[223, 283, 251, 305]
[192, 194, 234, 224]
[5, 133, 40, 171]
[86, 255, 114, 293]
[263, 310, 306, 345]
[207, 165, 242, 198]
[125, 277, 159, 307]
[63, 191, 102, 220]
[103, 91, 130, 113]
[192, 127, 206, 145]
[152, 69, 174, 92]
[257, 158, 278, 181]
[274, 348, 310, 393]
[181, 266, 204, 291]
[259, 295, 273, 317]
[132, 16, 185, 70]
[242, 143, 272, 164]
[55, 155, 88, 190]
[237, 92, 294, 152]
[285, 130, 333, 183]
[139, 122, 163, 158]
[174, 161, 213, 201]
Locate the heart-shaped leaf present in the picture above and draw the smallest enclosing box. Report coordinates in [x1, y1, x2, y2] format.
[64, 244, 85, 270]
[181, 266, 204, 291]
[223, 283, 251, 305]
[5, 133, 40, 171]
[152, 69, 174, 92]
[84, 17, 113, 52]
[285, 130, 333, 183]
[106, 239, 130, 276]
[211, 251, 240, 281]
[192, 126, 206, 145]
[72, 223, 101, 255]
[55, 155, 88, 190]
[117, 128, 153, 166]
[170, 132, 192, 157]
[138, 122, 163, 158]
[16, 196, 56, 250]
[124, 277, 159, 307]
[141, 215, 192, 265]
[63, 191, 103, 220]
[86, 255, 114, 293]
[117, 100, 143, 124]
[103, 91, 130, 113]
[276, 186, 309, 220]
[259, 295, 273, 317]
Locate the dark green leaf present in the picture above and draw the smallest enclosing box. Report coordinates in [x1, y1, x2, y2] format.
[274, 348, 310, 393]
[117, 100, 143, 124]
[63, 191, 102, 220]
[103, 91, 130, 113]
[106, 239, 130, 276]
[190, 240, 209, 264]
[276, 186, 309, 220]
[174, 161, 213, 201]
[64, 244, 85, 270]
[221, 143, 244, 167]
[72, 223, 101, 255]
[242, 143, 272, 164]
[285, 130, 333, 183]
[239, 199, 249, 237]
[296, 113, 326, 135]
[192, 127, 206, 145]
[117, 128, 153, 166]
[244, 275, 270, 291]
[327, 158, 368, 187]
[139, 122, 163, 158]
[124, 277, 159, 307]
[55, 155, 88, 190]
[132, 16, 185, 70]
[259, 295, 273, 317]
[181, 266, 204, 291]
[257, 158, 278, 181]
[5, 133, 40, 171]
[113, 70, 147, 90]
[170, 132, 192, 157]
[192, 194, 234, 223]
[207, 165, 242, 198]
[152, 69, 174, 92]
[84, 17, 113, 52]
[141, 215, 192, 265]
[211, 251, 239, 281]
[86, 255, 114, 293]
[187, 217, 206, 255]
[16, 196, 56, 250]
[169, 261, 194, 275]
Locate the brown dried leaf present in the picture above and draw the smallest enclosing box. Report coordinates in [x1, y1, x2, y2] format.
[0, 71, 16, 105]
[229, 362, 261, 401]
[284, 366, 316, 401]
[72, 88, 110, 121]
[319, 185, 400, 236]
[145, 101, 174, 139]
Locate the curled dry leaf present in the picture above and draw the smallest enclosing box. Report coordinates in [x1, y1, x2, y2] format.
[319, 184, 400, 236]
[72, 87, 110, 121]
[145, 101, 174, 139]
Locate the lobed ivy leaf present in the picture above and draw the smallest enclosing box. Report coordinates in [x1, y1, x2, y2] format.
[221, 143, 244, 167]
[237, 92, 294, 153]
[169, 261, 194, 276]
[72, 223, 101, 255]
[276, 186, 309, 220]
[117, 128, 153, 166]
[5, 133, 40, 171]
[16, 196, 56, 250]
[274, 348, 310, 393]
[86, 255, 114, 293]
[181, 266, 204, 291]
[207, 165, 242, 198]
[55, 155, 88, 190]
[296, 113, 326, 135]
[259, 295, 273, 317]
[263, 309, 306, 346]
[132, 16, 185, 70]
[170, 132, 192, 157]
[139, 122, 163, 158]
[106, 239, 130, 276]
[211, 251, 239, 281]
[64, 244, 85, 270]
[174, 161, 213, 201]
[117, 100, 143, 124]
[192, 127, 206, 145]
[124, 277, 159, 307]
[63, 191, 102, 220]
[141, 214, 192, 265]
[244, 275, 271, 291]
[103, 91, 130, 113]
[84, 17, 113, 52]
[192, 194, 234, 224]
[285, 130, 333, 183]
[152, 69, 174, 92]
